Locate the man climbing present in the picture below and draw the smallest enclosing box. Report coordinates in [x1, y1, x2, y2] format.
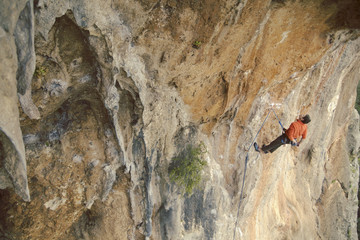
[254, 114, 311, 154]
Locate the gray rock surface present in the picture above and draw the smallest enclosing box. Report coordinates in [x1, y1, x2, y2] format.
[0, 0, 30, 202]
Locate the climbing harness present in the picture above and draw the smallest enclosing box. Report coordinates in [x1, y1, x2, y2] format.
[232, 107, 284, 240]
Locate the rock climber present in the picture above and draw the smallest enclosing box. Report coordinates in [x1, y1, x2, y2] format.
[254, 114, 311, 154]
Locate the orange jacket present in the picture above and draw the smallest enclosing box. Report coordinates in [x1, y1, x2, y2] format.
[285, 119, 307, 141]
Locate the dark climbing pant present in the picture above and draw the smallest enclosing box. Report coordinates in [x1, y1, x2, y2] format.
[261, 133, 290, 153]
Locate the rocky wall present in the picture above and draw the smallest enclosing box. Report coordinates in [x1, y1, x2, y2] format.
[0, 0, 359, 240]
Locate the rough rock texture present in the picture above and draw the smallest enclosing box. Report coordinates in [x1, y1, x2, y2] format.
[1, 0, 360, 239]
[15, 0, 40, 120]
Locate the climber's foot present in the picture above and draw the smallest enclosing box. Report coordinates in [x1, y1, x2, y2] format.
[254, 142, 260, 152]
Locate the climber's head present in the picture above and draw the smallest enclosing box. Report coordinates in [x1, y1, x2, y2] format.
[301, 114, 311, 124]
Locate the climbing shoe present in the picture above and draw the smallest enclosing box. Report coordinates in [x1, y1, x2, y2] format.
[254, 142, 260, 152]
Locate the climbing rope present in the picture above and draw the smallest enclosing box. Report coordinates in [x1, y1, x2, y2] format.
[270, 107, 285, 130]
[232, 107, 284, 240]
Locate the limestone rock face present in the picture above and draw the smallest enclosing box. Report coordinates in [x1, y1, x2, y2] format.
[0, 0, 30, 203]
[0, 0, 360, 240]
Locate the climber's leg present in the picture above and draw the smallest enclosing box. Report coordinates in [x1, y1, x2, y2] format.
[261, 134, 288, 153]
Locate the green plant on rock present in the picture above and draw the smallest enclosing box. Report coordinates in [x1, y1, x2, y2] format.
[34, 65, 48, 79]
[169, 142, 207, 195]
[192, 40, 202, 49]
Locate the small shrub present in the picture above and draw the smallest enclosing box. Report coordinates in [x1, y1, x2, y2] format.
[169, 142, 207, 195]
[34, 66, 48, 79]
[192, 40, 202, 49]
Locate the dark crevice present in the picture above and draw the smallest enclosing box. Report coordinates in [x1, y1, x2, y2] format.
[322, 0, 360, 30]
